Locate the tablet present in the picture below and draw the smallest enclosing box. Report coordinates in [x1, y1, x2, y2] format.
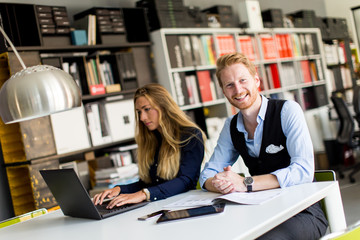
[156, 202, 225, 223]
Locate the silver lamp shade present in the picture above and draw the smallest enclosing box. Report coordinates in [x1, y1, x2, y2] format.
[0, 65, 82, 124]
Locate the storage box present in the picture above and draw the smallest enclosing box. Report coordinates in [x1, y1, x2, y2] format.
[71, 30, 87, 46]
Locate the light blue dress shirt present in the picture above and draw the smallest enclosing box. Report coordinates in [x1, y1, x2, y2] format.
[200, 95, 315, 189]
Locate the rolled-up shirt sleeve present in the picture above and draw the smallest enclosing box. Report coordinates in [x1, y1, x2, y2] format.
[271, 101, 314, 187]
[199, 118, 239, 190]
[200, 100, 315, 190]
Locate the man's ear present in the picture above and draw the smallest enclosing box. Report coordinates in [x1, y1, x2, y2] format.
[254, 74, 260, 88]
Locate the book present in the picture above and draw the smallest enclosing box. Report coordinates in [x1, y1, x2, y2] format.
[265, 65, 274, 89]
[269, 64, 281, 88]
[216, 35, 236, 56]
[84, 57, 106, 95]
[69, 62, 82, 94]
[238, 35, 258, 61]
[85, 102, 112, 146]
[291, 34, 303, 57]
[73, 14, 96, 45]
[300, 60, 312, 83]
[200, 35, 216, 65]
[178, 35, 193, 67]
[309, 61, 319, 82]
[196, 70, 213, 102]
[185, 74, 201, 104]
[190, 35, 205, 66]
[166, 35, 183, 68]
[279, 63, 296, 87]
[173, 72, 190, 106]
[260, 34, 277, 60]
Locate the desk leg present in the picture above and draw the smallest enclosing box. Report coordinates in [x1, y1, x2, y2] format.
[324, 182, 347, 232]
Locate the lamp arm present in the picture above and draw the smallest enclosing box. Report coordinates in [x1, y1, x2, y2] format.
[0, 26, 26, 70]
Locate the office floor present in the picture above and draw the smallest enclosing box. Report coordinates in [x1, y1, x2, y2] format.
[338, 170, 360, 227]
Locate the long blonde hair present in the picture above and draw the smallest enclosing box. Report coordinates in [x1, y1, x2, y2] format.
[134, 83, 206, 183]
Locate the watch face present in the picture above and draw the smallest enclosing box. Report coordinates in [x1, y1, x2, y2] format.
[244, 177, 254, 185]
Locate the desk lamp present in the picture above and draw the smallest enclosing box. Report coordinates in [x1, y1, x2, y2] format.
[0, 26, 81, 124]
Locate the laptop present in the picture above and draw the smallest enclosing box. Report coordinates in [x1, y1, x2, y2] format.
[40, 169, 149, 220]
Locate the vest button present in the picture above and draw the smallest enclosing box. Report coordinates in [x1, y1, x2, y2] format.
[258, 160, 262, 164]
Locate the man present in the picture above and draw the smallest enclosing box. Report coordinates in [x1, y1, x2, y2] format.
[199, 53, 328, 239]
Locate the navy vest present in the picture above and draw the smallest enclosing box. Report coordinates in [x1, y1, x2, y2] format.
[230, 99, 290, 176]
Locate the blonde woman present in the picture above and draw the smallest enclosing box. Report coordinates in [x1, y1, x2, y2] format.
[93, 83, 206, 208]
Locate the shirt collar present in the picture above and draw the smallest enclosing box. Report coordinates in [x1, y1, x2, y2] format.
[237, 95, 268, 133]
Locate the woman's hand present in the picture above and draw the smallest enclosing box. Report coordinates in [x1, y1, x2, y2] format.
[106, 191, 147, 209]
[93, 186, 120, 205]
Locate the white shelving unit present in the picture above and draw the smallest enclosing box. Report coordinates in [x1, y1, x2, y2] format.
[151, 28, 331, 136]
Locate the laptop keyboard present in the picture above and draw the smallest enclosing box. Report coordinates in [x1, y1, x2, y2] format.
[96, 203, 133, 214]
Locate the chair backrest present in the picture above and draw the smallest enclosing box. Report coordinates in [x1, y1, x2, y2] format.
[320, 220, 360, 240]
[0, 208, 47, 228]
[352, 85, 360, 126]
[331, 95, 355, 146]
[315, 170, 336, 181]
[314, 170, 336, 224]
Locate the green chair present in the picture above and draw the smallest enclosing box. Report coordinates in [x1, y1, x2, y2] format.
[0, 208, 47, 228]
[320, 220, 360, 240]
[315, 170, 336, 182]
[314, 170, 338, 227]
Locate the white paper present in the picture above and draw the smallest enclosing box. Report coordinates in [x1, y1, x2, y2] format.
[163, 188, 283, 209]
[163, 195, 217, 209]
[216, 188, 282, 205]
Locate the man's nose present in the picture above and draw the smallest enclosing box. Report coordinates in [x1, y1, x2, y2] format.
[234, 82, 242, 92]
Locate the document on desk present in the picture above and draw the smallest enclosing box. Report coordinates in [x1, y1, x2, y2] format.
[216, 188, 283, 205]
[163, 188, 283, 209]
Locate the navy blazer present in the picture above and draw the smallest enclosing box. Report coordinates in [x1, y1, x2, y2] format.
[118, 127, 204, 201]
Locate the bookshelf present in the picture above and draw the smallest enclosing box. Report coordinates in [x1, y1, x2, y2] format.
[151, 27, 330, 137]
[323, 37, 357, 95]
[0, 41, 153, 217]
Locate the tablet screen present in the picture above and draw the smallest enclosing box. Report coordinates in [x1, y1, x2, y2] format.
[156, 202, 225, 223]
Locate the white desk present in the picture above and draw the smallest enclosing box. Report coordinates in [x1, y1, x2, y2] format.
[0, 181, 346, 240]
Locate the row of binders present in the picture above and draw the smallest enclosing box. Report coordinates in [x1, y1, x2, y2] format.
[41, 51, 137, 96]
[167, 33, 320, 70]
[260, 59, 324, 91]
[173, 70, 223, 106]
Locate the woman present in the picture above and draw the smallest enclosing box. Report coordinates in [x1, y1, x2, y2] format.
[93, 83, 206, 209]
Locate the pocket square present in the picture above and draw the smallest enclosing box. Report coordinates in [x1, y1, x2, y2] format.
[265, 144, 284, 154]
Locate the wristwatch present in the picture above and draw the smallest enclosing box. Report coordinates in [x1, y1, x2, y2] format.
[142, 188, 150, 201]
[244, 177, 254, 192]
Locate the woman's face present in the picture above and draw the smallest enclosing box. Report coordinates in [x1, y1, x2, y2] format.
[135, 96, 160, 131]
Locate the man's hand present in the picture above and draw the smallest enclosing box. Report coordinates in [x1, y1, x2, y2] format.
[211, 166, 246, 194]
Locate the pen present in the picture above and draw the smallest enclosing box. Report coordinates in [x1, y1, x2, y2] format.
[138, 210, 169, 221]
